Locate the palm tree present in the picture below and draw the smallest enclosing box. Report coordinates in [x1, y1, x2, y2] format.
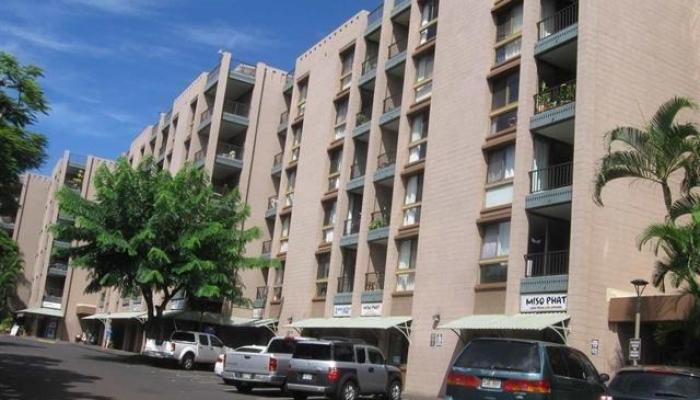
[594, 97, 699, 213]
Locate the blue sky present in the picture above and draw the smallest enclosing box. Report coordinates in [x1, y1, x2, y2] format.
[1, 0, 380, 174]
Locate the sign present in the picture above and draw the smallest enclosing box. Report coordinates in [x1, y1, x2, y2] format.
[629, 338, 641, 361]
[252, 308, 263, 319]
[333, 305, 352, 318]
[591, 339, 600, 356]
[520, 293, 567, 313]
[430, 332, 444, 347]
[361, 303, 382, 317]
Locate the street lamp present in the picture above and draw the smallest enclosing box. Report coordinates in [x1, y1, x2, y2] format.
[631, 278, 649, 366]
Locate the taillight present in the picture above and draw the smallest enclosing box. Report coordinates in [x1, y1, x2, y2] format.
[503, 379, 551, 394]
[269, 357, 278, 372]
[446, 372, 480, 388]
[600, 396, 614, 400]
[327, 367, 340, 381]
[217, 355, 225, 363]
[170, 343, 176, 352]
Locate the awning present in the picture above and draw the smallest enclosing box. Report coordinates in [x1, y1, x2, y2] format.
[82, 311, 146, 322]
[15, 308, 64, 318]
[439, 313, 570, 343]
[290, 317, 412, 342]
[75, 304, 96, 316]
[609, 294, 693, 323]
[162, 310, 278, 330]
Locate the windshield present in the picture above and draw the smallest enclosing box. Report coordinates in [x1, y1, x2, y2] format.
[454, 340, 541, 373]
[610, 371, 700, 398]
[293, 343, 332, 360]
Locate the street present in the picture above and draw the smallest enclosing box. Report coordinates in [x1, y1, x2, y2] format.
[0, 335, 286, 400]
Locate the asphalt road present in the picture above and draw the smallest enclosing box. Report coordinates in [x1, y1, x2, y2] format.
[0, 335, 289, 400]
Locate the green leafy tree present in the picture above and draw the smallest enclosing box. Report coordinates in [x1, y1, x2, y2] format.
[52, 157, 274, 335]
[593, 97, 699, 213]
[0, 51, 49, 215]
[0, 230, 22, 316]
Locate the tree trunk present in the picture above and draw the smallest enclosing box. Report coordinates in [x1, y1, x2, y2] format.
[662, 181, 673, 214]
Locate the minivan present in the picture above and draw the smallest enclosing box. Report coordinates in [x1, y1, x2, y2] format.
[445, 338, 608, 400]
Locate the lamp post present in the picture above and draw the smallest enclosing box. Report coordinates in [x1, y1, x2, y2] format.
[630, 278, 649, 366]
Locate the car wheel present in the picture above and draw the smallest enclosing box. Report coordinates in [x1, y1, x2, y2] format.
[291, 391, 307, 400]
[387, 380, 401, 400]
[223, 379, 235, 386]
[235, 383, 253, 393]
[181, 353, 195, 370]
[337, 380, 358, 400]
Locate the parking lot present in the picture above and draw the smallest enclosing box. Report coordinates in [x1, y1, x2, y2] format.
[0, 335, 289, 400]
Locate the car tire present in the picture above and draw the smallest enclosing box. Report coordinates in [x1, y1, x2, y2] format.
[181, 353, 195, 370]
[291, 391, 307, 400]
[235, 383, 253, 393]
[387, 380, 402, 400]
[336, 380, 358, 400]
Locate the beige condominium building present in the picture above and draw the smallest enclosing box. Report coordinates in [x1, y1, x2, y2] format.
[11, 151, 114, 342]
[9, 0, 700, 397]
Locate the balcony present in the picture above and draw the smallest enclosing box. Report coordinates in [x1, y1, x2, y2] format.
[271, 286, 283, 303]
[215, 143, 244, 170]
[362, 272, 385, 305]
[1, 216, 15, 233]
[535, 2, 579, 58]
[283, 69, 294, 93]
[385, 39, 408, 73]
[347, 163, 366, 193]
[205, 63, 221, 90]
[222, 101, 250, 127]
[367, 211, 390, 243]
[379, 96, 401, 126]
[353, 109, 372, 139]
[265, 196, 278, 219]
[525, 250, 569, 277]
[53, 240, 70, 250]
[261, 240, 272, 258]
[373, 153, 396, 184]
[336, 275, 354, 297]
[229, 61, 257, 85]
[530, 80, 576, 138]
[359, 56, 378, 87]
[340, 218, 361, 248]
[253, 286, 268, 308]
[42, 293, 63, 310]
[278, 111, 289, 134]
[68, 153, 87, 169]
[271, 152, 283, 176]
[392, 0, 411, 16]
[526, 162, 573, 210]
[193, 150, 206, 168]
[365, 4, 383, 35]
[47, 263, 68, 277]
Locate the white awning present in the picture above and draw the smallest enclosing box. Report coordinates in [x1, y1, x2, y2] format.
[290, 317, 412, 342]
[438, 313, 570, 343]
[162, 311, 275, 328]
[82, 311, 146, 321]
[16, 308, 64, 318]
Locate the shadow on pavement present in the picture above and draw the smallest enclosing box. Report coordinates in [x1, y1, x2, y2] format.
[220, 387, 291, 398]
[0, 352, 113, 400]
[81, 353, 146, 366]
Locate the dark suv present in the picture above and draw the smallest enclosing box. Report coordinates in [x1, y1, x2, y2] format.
[446, 338, 609, 400]
[286, 339, 402, 400]
[605, 366, 700, 399]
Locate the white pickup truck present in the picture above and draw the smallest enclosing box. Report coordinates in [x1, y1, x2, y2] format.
[222, 336, 312, 393]
[142, 330, 227, 370]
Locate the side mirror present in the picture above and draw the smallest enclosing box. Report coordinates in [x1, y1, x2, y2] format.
[599, 373, 610, 383]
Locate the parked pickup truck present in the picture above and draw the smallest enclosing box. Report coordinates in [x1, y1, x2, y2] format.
[142, 330, 227, 370]
[222, 336, 312, 393]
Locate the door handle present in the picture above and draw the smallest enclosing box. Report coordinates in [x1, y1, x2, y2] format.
[244, 355, 251, 359]
[369, 367, 375, 372]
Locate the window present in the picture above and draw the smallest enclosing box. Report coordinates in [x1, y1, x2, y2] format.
[297, 80, 308, 116]
[368, 349, 385, 365]
[267, 338, 295, 354]
[495, 3, 523, 41]
[414, 54, 434, 101]
[294, 343, 331, 360]
[563, 349, 589, 380]
[210, 336, 223, 347]
[495, 37, 522, 65]
[547, 347, 569, 377]
[420, 0, 439, 25]
[334, 99, 348, 139]
[481, 221, 510, 259]
[339, 49, 354, 90]
[198, 335, 210, 346]
[171, 332, 196, 342]
[316, 255, 330, 297]
[334, 343, 355, 362]
[397, 239, 418, 292]
[486, 145, 515, 184]
[455, 340, 540, 373]
[492, 71, 520, 110]
[479, 263, 507, 284]
[322, 201, 336, 243]
[328, 150, 342, 191]
[408, 113, 429, 163]
[403, 174, 423, 225]
[355, 347, 367, 363]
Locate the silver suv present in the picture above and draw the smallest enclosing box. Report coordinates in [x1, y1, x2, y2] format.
[286, 339, 402, 400]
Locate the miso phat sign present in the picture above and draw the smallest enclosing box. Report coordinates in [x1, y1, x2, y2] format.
[520, 293, 567, 312]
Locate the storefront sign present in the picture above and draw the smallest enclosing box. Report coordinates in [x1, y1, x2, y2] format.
[252, 308, 263, 319]
[361, 303, 382, 317]
[333, 305, 352, 317]
[520, 293, 567, 313]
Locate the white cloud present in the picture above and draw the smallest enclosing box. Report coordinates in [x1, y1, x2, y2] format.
[0, 22, 111, 57]
[61, 0, 161, 16]
[181, 24, 276, 52]
[39, 102, 140, 138]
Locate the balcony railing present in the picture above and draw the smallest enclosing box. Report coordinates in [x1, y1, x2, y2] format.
[388, 39, 408, 59]
[383, 96, 401, 113]
[223, 101, 250, 117]
[367, 4, 384, 26]
[216, 143, 243, 161]
[199, 109, 212, 124]
[337, 275, 354, 294]
[48, 263, 68, 274]
[525, 250, 570, 277]
[538, 2, 579, 40]
[268, 196, 278, 210]
[364, 272, 385, 291]
[534, 80, 577, 114]
[370, 211, 390, 230]
[344, 218, 361, 236]
[262, 240, 272, 254]
[362, 56, 378, 75]
[529, 162, 573, 193]
[279, 111, 289, 126]
[232, 61, 257, 77]
[256, 286, 268, 300]
[377, 152, 396, 169]
[43, 294, 63, 303]
[356, 109, 372, 126]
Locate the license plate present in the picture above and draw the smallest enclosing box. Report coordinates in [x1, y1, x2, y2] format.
[302, 373, 313, 381]
[481, 378, 502, 389]
[240, 373, 252, 379]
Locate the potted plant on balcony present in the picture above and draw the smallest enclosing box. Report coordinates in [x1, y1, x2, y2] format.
[369, 215, 388, 230]
[535, 81, 551, 113]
